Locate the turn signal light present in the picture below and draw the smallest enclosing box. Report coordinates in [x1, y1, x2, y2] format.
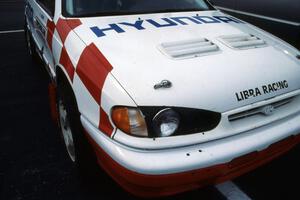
[112, 107, 148, 137]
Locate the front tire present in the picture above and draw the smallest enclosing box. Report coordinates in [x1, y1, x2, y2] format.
[58, 98, 76, 162]
[56, 75, 99, 180]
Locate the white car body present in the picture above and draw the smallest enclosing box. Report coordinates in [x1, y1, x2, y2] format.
[25, 0, 300, 197]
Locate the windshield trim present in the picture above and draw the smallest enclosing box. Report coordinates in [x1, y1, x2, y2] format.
[61, 0, 215, 18]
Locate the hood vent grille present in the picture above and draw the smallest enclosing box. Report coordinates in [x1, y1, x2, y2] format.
[219, 34, 267, 50]
[158, 38, 219, 60]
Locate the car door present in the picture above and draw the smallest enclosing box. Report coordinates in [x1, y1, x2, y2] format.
[31, 0, 55, 74]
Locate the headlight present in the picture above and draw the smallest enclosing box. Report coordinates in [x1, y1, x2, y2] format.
[112, 107, 148, 137]
[112, 106, 221, 138]
[140, 106, 221, 137]
[152, 108, 180, 137]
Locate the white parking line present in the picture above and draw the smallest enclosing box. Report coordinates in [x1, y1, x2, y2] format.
[216, 181, 252, 200]
[0, 29, 24, 34]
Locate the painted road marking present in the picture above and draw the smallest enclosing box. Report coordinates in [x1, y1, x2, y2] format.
[216, 181, 252, 200]
[0, 29, 24, 34]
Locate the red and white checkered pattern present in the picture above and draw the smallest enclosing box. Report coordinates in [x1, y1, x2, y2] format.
[46, 17, 114, 137]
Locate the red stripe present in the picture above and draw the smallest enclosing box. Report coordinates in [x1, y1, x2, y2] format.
[85, 133, 300, 198]
[56, 18, 81, 44]
[76, 43, 113, 104]
[46, 20, 56, 51]
[99, 107, 114, 136]
[66, 19, 82, 30]
[59, 47, 75, 81]
[76, 43, 114, 135]
[88, 43, 113, 72]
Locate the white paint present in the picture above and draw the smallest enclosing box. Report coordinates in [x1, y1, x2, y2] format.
[64, 29, 86, 68]
[83, 109, 300, 174]
[73, 10, 300, 115]
[216, 6, 300, 27]
[0, 29, 24, 34]
[26, 0, 300, 176]
[216, 181, 252, 200]
[73, 73, 100, 129]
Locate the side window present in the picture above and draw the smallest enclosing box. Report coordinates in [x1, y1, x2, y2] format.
[36, 0, 55, 17]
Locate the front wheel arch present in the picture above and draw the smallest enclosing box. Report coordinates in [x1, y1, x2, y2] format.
[55, 66, 99, 177]
[55, 67, 78, 109]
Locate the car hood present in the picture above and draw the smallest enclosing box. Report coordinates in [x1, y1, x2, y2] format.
[74, 10, 300, 113]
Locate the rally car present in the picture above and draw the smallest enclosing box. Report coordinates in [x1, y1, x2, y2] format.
[24, 0, 300, 197]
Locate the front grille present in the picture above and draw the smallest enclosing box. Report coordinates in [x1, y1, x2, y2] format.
[228, 97, 294, 122]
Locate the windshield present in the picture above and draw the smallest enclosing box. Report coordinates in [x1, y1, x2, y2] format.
[63, 0, 214, 17]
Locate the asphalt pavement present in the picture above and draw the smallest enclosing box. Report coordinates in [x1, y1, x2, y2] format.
[0, 1, 299, 200]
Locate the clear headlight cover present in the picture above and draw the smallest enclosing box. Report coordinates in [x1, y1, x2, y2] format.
[152, 108, 180, 137]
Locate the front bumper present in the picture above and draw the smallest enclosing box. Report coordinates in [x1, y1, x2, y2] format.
[81, 113, 300, 197]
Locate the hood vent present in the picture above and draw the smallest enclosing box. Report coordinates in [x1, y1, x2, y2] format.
[158, 38, 219, 60]
[219, 34, 267, 50]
